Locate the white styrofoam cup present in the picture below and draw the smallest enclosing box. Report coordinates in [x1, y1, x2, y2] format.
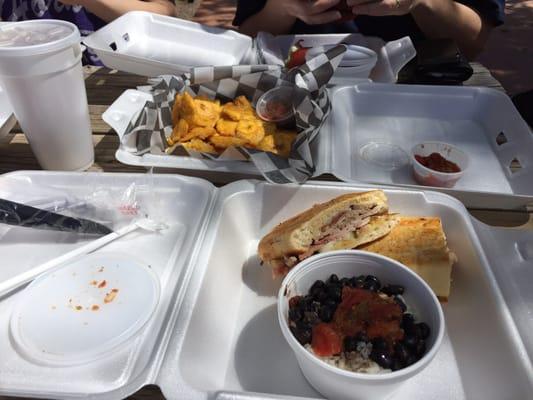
[0, 20, 94, 171]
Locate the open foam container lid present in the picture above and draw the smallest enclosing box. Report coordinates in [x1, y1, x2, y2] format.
[0, 171, 531, 400]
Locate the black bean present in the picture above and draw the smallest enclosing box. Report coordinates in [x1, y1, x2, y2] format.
[319, 305, 335, 322]
[394, 342, 409, 363]
[394, 296, 407, 312]
[310, 280, 325, 297]
[401, 313, 415, 329]
[371, 337, 388, 351]
[405, 354, 418, 367]
[288, 295, 303, 309]
[415, 340, 426, 358]
[324, 299, 337, 309]
[327, 284, 342, 302]
[381, 284, 405, 296]
[303, 298, 321, 313]
[303, 311, 320, 326]
[289, 307, 303, 322]
[370, 348, 393, 369]
[364, 275, 381, 290]
[291, 325, 312, 345]
[355, 332, 369, 343]
[312, 288, 328, 302]
[363, 281, 380, 292]
[340, 277, 351, 287]
[403, 334, 417, 349]
[354, 275, 366, 288]
[391, 358, 405, 371]
[417, 322, 431, 340]
[328, 274, 339, 284]
[344, 336, 358, 352]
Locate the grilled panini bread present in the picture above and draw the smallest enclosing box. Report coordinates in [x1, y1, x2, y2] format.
[360, 216, 456, 300]
[258, 190, 393, 277]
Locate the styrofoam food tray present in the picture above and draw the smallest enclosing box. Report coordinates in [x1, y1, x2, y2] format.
[82, 12, 254, 77]
[0, 83, 16, 138]
[105, 83, 533, 208]
[0, 171, 532, 400]
[83, 11, 415, 84]
[256, 32, 415, 84]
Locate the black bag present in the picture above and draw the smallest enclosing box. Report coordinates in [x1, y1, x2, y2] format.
[399, 39, 473, 85]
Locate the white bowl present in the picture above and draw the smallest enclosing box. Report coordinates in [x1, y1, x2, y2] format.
[411, 142, 469, 188]
[278, 250, 445, 400]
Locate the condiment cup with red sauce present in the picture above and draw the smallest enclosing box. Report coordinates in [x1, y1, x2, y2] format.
[411, 142, 469, 188]
[256, 86, 295, 127]
[278, 250, 445, 400]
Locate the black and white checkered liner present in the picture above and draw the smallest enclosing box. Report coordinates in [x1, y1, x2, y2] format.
[122, 46, 346, 183]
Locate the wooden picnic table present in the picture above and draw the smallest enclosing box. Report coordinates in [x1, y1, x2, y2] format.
[0, 62, 531, 400]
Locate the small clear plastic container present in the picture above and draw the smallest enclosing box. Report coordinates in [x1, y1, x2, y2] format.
[278, 250, 445, 400]
[256, 86, 295, 125]
[411, 142, 469, 188]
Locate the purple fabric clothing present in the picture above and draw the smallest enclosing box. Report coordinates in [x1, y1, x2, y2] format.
[1, 1, 107, 65]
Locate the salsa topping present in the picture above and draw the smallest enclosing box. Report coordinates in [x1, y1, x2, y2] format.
[415, 152, 461, 173]
[288, 274, 431, 372]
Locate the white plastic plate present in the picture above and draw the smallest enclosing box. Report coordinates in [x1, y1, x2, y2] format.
[10, 252, 160, 367]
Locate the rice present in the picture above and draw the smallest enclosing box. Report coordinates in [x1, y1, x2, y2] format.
[305, 343, 392, 374]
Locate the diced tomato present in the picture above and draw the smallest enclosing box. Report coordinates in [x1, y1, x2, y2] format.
[311, 323, 342, 357]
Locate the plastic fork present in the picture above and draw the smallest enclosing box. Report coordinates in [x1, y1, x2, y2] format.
[0, 218, 167, 299]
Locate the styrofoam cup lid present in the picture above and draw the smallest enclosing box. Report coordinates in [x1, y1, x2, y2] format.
[0, 20, 79, 56]
[10, 252, 160, 366]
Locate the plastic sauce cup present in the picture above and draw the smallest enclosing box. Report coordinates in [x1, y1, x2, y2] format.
[0, 20, 94, 171]
[256, 86, 295, 127]
[278, 250, 445, 400]
[411, 142, 469, 188]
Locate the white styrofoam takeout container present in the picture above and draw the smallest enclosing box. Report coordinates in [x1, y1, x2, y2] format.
[83, 11, 415, 84]
[278, 251, 445, 400]
[0, 171, 532, 400]
[0, 83, 16, 138]
[104, 83, 533, 209]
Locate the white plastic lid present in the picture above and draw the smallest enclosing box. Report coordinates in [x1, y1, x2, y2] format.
[359, 141, 410, 170]
[0, 20, 79, 56]
[10, 252, 160, 366]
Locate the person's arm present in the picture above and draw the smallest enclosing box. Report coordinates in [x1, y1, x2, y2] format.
[238, 0, 342, 37]
[348, 0, 494, 59]
[59, 0, 177, 22]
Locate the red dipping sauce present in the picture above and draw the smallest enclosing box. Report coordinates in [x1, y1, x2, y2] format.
[264, 100, 291, 121]
[414, 152, 461, 173]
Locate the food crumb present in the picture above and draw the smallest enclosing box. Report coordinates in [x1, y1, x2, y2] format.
[104, 288, 119, 304]
[97, 280, 107, 289]
[98, 266, 104, 272]
[75, 305, 83, 311]
[91, 305, 100, 311]
[90, 280, 98, 286]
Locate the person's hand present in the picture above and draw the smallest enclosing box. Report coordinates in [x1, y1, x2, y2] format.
[281, 0, 343, 25]
[347, 0, 418, 16]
